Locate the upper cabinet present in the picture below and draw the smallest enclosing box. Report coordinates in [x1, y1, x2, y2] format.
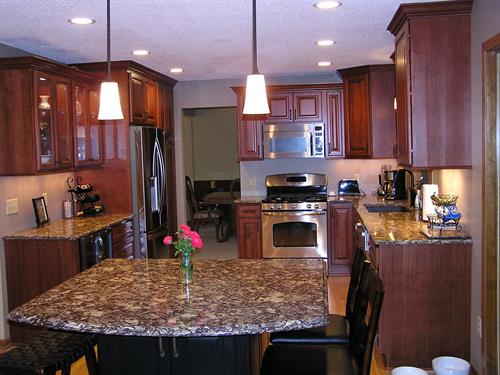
[0, 57, 103, 175]
[130, 73, 158, 125]
[338, 65, 396, 159]
[267, 90, 323, 123]
[232, 84, 344, 161]
[387, 0, 472, 168]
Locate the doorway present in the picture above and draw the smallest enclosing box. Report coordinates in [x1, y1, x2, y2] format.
[482, 33, 500, 375]
[182, 107, 239, 259]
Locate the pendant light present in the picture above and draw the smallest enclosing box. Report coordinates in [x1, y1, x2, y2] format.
[243, 0, 270, 115]
[98, 0, 124, 120]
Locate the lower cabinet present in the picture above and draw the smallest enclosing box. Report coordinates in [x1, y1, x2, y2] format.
[111, 218, 134, 259]
[236, 203, 262, 259]
[376, 242, 471, 368]
[98, 334, 257, 375]
[327, 202, 355, 275]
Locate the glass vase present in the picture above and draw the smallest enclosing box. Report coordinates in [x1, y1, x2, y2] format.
[180, 254, 193, 284]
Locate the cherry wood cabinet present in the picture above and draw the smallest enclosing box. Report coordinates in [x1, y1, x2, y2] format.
[267, 90, 323, 123]
[387, 1, 472, 168]
[130, 73, 158, 125]
[338, 65, 396, 158]
[236, 203, 262, 259]
[73, 81, 103, 167]
[327, 202, 354, 275]
[72, 61, 177, 231]
[232, 84, 344, 161]
[111, 218, 134, 259]
[0, 56, 102, 175]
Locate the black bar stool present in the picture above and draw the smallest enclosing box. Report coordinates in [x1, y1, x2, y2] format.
[0, 331, 98, 375]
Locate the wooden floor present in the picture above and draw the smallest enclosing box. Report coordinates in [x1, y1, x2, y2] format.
[4, 275, 389, 375]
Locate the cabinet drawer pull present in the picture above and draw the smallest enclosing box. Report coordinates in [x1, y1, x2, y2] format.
[289, 109, 292, 119]
[158, 337, 166, 358]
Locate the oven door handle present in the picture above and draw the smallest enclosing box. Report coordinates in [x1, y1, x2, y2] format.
[263, 211, 326, 216]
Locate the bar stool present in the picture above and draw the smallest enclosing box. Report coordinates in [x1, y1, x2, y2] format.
[0, 331, 98, 375]
[270, 247, 369, 345]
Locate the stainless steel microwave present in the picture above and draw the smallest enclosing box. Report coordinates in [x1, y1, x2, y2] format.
[263, 123, 325, 159]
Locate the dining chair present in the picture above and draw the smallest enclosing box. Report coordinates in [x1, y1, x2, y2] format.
[185, 176, 225, 242]
[270, 246, 369, 345]
[260, 265, 384, 375]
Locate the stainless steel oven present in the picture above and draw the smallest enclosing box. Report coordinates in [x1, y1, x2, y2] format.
[262, 210, 327, 258]
[261, 173, 328, 258]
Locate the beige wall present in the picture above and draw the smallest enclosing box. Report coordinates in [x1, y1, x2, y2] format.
[183, 107, 239, 181]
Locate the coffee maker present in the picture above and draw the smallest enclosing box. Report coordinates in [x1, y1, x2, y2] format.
[392, 169, 416, 206]
[378, 170, 397, 198]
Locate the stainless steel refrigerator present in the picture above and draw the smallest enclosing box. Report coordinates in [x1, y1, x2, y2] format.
[130, 125, 170, 259]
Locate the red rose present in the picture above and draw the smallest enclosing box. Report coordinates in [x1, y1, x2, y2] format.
[179, 224, 191, 232]
[191, 236, 203, 249]
[163, 235, 173, 245]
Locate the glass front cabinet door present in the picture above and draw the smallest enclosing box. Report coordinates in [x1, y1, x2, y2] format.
[73, 82, 103, 167]
[34, 72, 73, 171]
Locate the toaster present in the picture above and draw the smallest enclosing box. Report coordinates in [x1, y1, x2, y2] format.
[337, 179, 361, 195]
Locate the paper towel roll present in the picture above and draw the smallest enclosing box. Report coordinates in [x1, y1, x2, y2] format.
[422, 184, 439, 221]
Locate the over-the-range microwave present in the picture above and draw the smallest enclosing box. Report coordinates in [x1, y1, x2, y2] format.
[263, 123, 325, 159]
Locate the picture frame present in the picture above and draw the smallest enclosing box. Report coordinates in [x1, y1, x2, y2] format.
[32, 196, 49, 226]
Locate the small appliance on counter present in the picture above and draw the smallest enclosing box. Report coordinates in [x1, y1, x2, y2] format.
[67, 176, 105, 216]
[337, 179, 364, 196]
[382, 169, 417, 206]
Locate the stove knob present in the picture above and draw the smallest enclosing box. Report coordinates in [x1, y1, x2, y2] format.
[306, 204, 312, 209]
[314, 204, 320, 209]
[277, 204, 282, 209]
[292, 204, 297, 209]
[270, 204, 274, 209]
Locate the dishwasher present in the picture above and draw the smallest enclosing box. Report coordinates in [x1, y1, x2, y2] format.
[79, 228, 112, 271]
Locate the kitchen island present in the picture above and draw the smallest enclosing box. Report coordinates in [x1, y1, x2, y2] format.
[8, 258, 328, 375]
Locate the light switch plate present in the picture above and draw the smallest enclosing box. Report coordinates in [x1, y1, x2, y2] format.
[6, 198, 18, 215]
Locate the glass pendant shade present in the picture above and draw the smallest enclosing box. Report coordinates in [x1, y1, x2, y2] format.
[243, 74, 270, 114]
[98, 81, 124, 120]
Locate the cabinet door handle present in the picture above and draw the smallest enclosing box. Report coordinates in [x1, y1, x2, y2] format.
[289, 109, 292, 119]
[172, 337, 179, 358]
[158, 337, 166, 358]
[257, 144, 260, 156]
[294, 109, 297, 120]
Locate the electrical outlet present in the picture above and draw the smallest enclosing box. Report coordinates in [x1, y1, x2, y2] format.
[249, 177, 256, 186]
[6, 198, 18, 215]
[352, 174, 360, 181]
[477, 315, 482, 338]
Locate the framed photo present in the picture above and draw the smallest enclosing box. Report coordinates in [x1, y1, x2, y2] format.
[32, 196, 49, 226]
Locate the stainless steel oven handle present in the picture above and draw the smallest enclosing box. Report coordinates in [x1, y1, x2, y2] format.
[263, 211, 326, 216]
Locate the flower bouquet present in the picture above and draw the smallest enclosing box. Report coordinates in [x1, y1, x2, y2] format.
[163, 224, 203, 283]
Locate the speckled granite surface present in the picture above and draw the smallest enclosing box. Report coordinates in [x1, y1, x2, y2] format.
[2, 213, 132, 240]
[8, 258, 328, 337]
[329, 195, 471, 245]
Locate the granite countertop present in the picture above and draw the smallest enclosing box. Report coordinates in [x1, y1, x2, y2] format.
[8, 258, 328, 337]
[328, 195, 471, 245]
[2, 213, 132, 240]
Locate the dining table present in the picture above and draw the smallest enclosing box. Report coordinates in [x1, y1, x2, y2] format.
[202, 191, 241, 241]
[8, 258, 328, 375]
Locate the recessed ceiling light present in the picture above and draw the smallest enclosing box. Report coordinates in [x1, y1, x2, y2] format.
[170, 68, 183, 73]
[68, 17, 95, 25]
[131, 50, 150, 56]
[316, 40, 335, 47]
[314, 1, 342, 9]
[317, 61, 332, 67]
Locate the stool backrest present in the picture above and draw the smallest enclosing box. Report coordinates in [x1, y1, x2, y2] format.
[345, 247, 369, 319]
[349, 265, 385, 375]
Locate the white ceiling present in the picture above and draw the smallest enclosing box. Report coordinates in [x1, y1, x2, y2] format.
[0, 0, 434, 81]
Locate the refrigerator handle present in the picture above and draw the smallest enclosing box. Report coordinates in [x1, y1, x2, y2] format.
[156, 140, 167, 219]
[151, 142, 160, 213]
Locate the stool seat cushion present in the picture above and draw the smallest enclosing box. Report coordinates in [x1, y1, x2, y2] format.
[270, 314, 349, 345]
[260, 344, 357, 375]
[0, 331, 96, 373]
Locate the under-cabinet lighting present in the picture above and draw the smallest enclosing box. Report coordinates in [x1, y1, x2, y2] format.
[314, 1, 342, 9]
[68, 17, 95, 25]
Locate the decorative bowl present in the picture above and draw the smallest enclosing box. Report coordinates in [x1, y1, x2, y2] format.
[391, 366, 427, 375]
[432, 356, 470, 375]
[431, 193, 459, 206]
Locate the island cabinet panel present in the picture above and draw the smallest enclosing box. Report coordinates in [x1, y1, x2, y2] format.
[4, 239, 80, 342]
[111, 218, 134, 259]
[338, 65, 396, 159]
[388, 1, 472, 168]
[236, 203, 262, 259]
[0, 57, 103, 175]
[232, 84, 343, 161]
[376, 242, 471, 368]
[327, 202, 354, 275]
